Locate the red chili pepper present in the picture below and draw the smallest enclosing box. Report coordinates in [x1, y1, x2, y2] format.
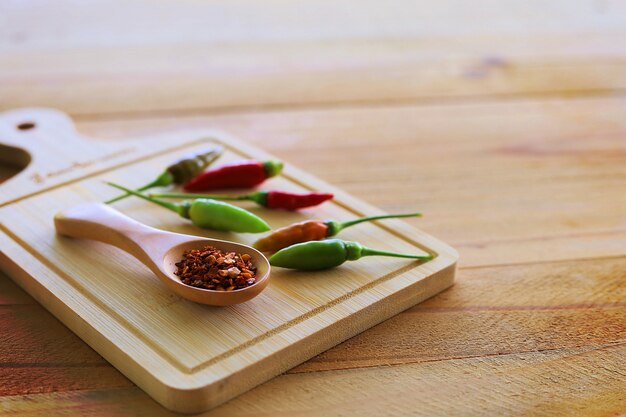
[183, 160, 283, 192]
[265, 191, 334, 210]
[152, 190, 333, 211]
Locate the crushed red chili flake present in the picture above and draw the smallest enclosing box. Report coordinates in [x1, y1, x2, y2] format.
[174, 246, 256, 291]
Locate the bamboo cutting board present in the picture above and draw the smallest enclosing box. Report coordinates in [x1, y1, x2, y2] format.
[0, 108, 458, 413]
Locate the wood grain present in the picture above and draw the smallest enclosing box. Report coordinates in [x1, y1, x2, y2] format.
[2, 35, 625, 116]
[2, 0, 626, 414]
[3, 0, 625, 49]
[1, 1, 626, 115]
[75, 96, 626, 268]
[1, 254, 624, 413]
[0, 280, 132, 396]
[1, 345, 623, 417]
[0, 273, 32, 305]
[0, 110, 456, 412]
[293, 256, 626, 372]
[2, 97, 625, 415]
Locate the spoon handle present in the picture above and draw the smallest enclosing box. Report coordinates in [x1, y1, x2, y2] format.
[54, 202, 186, 269]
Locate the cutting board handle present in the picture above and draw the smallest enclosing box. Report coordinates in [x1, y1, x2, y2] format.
[0, 108, 132, 205]
[0, 107, 78, 152]
[54, 203, 186, 272]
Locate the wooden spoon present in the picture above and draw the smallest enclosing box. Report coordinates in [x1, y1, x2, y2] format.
[53, 203, 270, 306]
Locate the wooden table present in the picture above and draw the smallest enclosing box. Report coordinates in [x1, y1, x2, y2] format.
[1, 1, 625, 415]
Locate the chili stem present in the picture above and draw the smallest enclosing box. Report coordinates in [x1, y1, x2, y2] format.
[105, 181, 157, 204]
[150, 192, 252, 201]
[105, 171, 172, 204]
[361, 247, 433, 260]
[105, 182, 182, 214]
[339, 213, 421, 229]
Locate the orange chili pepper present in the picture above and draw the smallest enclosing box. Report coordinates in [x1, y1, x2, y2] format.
[254, 220, 328, 253]
[253, 212, 421, 253]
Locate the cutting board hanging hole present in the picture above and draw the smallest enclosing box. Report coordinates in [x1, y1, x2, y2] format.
[0, 144, 31, 184]
[17, 121, 36, 131]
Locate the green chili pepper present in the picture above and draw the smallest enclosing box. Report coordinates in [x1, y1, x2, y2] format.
[269, 239, 433, 270]
[106, 182, 270, 233]
[105, 146, 223, 204]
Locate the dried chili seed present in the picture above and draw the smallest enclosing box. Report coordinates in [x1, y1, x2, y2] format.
[174, 245, 257, 291]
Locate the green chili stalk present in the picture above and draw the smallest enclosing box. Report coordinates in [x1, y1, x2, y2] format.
[105, 182, 270, 233]
[326, 212, 422, 236]
[106, 182, 186, 215]
[105, 146, 223, 204]
[150, 191, 255, 201]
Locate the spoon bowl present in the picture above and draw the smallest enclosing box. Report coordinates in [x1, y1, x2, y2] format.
[160, 239, 270, 305]
[54, 203, 270, 306]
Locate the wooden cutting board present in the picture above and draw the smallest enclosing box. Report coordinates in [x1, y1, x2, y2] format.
[0, 108, 458, 413]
